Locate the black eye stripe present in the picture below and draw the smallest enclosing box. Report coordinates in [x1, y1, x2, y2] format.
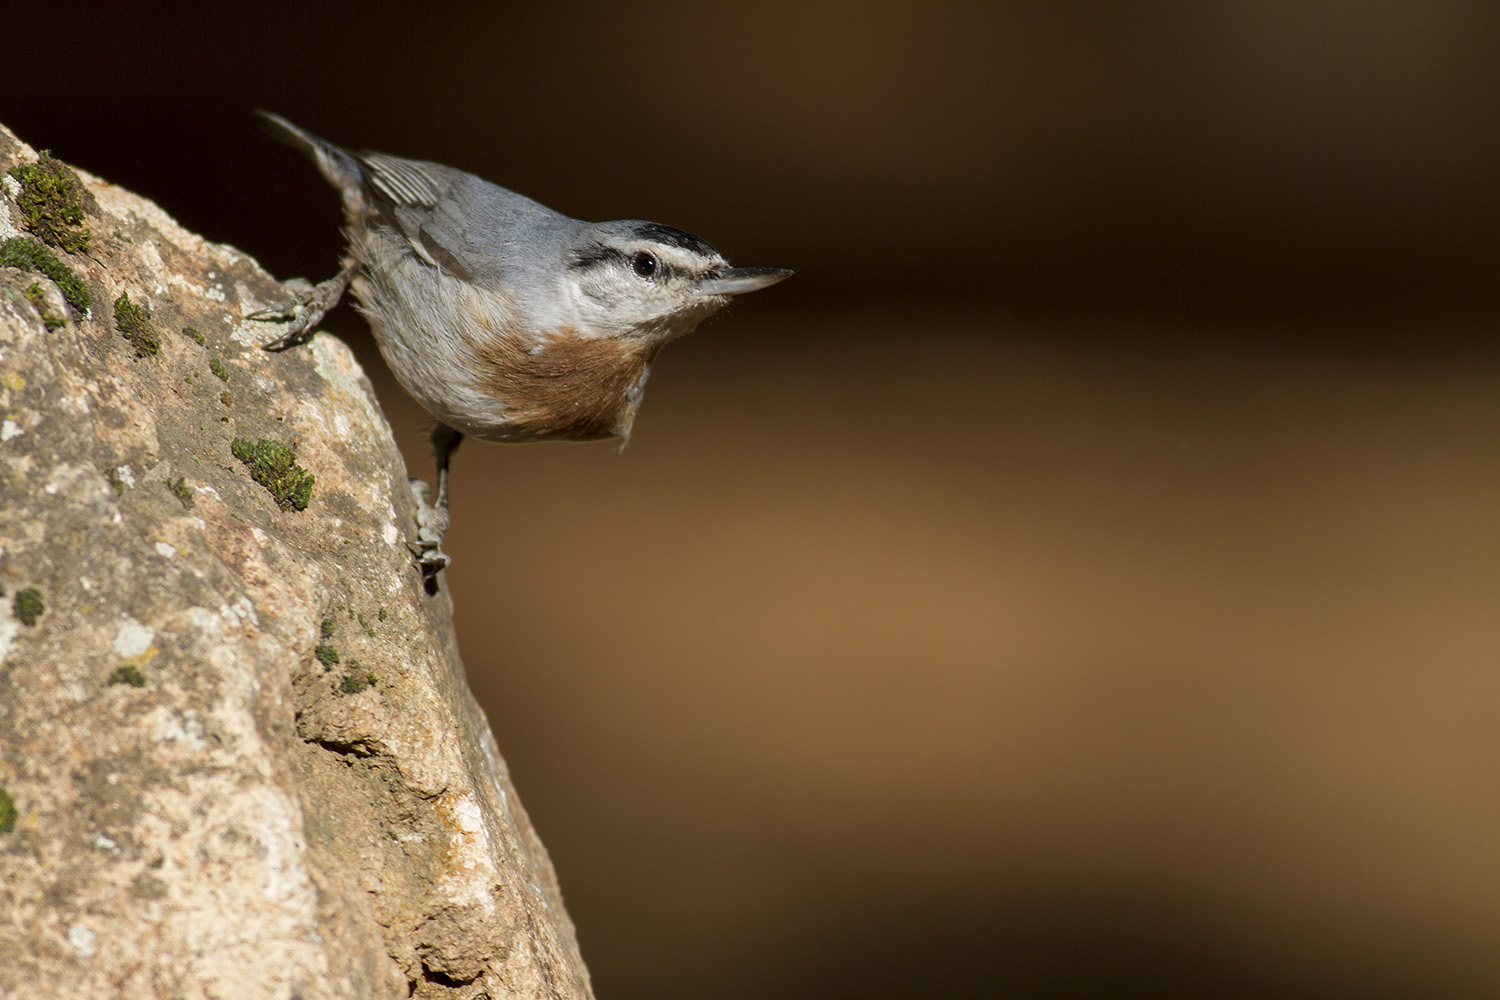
[570, 243, 628, 269]
[569, 242, 681, 281]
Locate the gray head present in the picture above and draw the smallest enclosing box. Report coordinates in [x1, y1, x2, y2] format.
[561, 220, 791, 343]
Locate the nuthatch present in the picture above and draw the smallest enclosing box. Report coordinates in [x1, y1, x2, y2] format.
[248, 111, 791, 594]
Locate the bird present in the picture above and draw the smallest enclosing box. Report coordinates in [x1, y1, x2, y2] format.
[248, 111, 791, 594]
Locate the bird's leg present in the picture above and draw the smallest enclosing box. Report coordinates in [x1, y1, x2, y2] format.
[410, 422, 464, 595]
[250, 264, 358, 351]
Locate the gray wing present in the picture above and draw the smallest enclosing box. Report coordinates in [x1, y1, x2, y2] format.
[354, 151, 567, 288]
[353, 151, 472, 279]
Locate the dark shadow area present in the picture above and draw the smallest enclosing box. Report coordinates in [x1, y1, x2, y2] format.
[742, 883, 1489, 1000]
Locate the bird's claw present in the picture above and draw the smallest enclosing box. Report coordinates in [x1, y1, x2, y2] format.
[408, 478, 452, 595]
[408, 539, 451, 596]
[249, 270, 353, 351]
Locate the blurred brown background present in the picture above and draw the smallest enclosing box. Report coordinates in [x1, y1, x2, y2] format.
[8, 2, 1499, 996]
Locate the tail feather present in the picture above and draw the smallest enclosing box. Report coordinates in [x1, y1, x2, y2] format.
[254, 110, 363, 194]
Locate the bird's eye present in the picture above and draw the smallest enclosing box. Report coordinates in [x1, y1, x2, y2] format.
[632, 252, 658, 279]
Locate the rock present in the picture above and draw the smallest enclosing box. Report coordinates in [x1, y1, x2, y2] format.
[0, 123, 593, 1000]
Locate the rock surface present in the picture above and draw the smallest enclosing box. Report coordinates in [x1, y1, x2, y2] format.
[0, 123, 593, 1000]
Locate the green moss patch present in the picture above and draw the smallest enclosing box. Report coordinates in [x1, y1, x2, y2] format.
[0, 236, 90, 315]
[108, 665, 147, 687]
[209, 358, 229, 382]
[13, 587, 43, 626]
[8, 151, 91, 253]
[314, 644, 339, 668]
[0, 787, 15, 834]
[114, 292, 160, 357]
[23, 283, 65, 329]
[340, 671, 376, 694]
[232, 437, 314, 511]
[167, 477, 195, 509]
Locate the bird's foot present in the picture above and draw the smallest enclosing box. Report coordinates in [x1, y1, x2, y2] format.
[407, 479, 452, 595]
[249, 270, 353, 351]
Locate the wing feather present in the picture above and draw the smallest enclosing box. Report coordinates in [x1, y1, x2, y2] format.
[356, 152, 446, 208]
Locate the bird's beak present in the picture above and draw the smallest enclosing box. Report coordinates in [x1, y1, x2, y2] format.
[695, 267, 794, 297]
